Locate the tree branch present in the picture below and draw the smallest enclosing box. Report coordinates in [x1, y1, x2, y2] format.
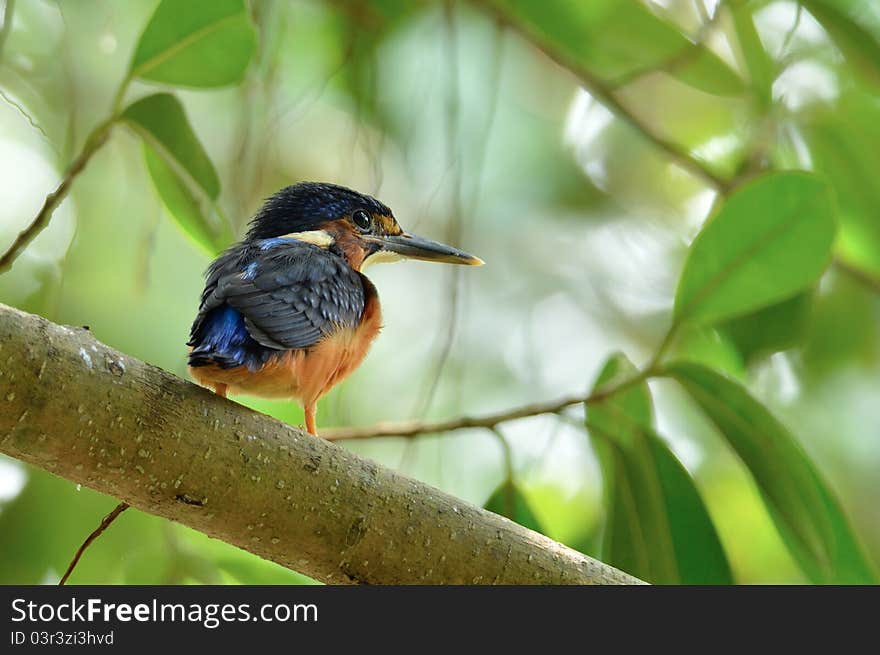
[0, 303, 642, 585]
[469, 0, 730, 192]
[0, 118, 114, 274]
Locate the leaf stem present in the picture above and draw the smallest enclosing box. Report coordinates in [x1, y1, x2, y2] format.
[644, 320, 680, 375]
[111, 74, 133, 114]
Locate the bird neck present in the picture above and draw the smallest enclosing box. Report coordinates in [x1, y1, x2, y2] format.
[269, 224, 368, 272]
[331, 233, 368, 271]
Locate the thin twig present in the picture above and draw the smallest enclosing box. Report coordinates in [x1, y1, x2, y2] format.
[0, 117, 114, 274]
[321, 369, 651, 441]
[322, 396, 583, 440]
[58, 502, 130, 585]
[609, 0, 726, 88]
[0, 88, 56, 154]
[468, 0, 730, 192]
[324, 314, 679, 442]
[0, 53, 132, 275]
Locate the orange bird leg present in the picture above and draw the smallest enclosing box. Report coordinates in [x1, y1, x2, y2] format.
[304, 403, 317, 436]
[189, 293, 383, 439]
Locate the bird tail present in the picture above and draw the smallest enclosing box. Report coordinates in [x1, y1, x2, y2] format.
[187, 347, 243, 369]
[187, 305, 250, 370]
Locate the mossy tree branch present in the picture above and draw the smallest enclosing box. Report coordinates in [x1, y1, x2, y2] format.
[0, 303, 642, 585]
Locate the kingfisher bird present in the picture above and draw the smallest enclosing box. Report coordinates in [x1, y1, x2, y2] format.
[187, 182, 483, 435]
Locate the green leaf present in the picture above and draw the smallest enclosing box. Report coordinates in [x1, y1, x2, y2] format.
[730, 1, 775, 108]
[674, 172, 836, 326]
[801, 0, 880, 88]
[130, 0, 256, 87]
[803, 89, 880, 278]
[720, 292, 814, 363]
[589, 353, 653, 450]
[491, 0, 744, 96]
[143, 143, 228, 255]
[587, 354, 733, 584]
[123, 94, 230, 254]
[484, 481, 544, 534]
[802, 273, 879, 379]
[666, 361, 878, 583]
[122, 93, 220, 200]
[671, 325, 746, 379]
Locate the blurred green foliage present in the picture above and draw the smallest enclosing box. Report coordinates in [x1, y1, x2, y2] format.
[2, 0, 880, 585]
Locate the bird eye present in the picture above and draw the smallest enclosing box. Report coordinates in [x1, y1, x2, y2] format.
[352, 210, 371, 231]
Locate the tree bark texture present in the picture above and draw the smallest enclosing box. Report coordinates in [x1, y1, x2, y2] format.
[0, 303, 642, 585]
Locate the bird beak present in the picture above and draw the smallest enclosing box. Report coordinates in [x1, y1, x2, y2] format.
[365, 233, 484, 266]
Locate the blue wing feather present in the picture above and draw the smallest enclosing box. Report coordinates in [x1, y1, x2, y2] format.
[188, 239, 366, 371]
[188, 305, 271, 371]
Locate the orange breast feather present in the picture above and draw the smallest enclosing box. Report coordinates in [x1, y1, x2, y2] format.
[189, 294, 382, 406]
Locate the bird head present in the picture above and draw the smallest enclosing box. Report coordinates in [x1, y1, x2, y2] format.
[245, 182, 483, 270]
